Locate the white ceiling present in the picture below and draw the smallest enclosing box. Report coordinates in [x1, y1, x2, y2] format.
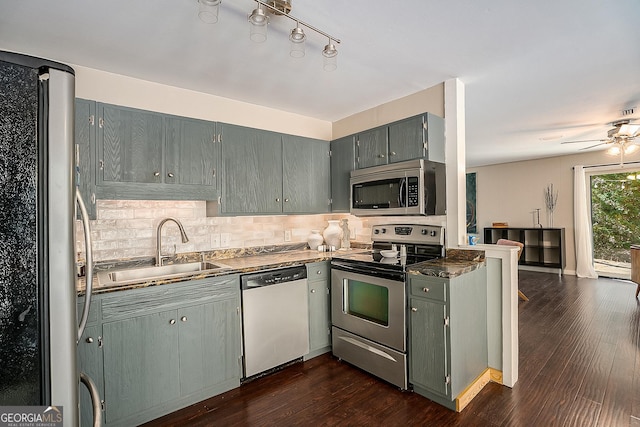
[1, 0, 639, 167]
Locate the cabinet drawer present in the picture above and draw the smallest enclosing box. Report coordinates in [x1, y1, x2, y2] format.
[306, 261, 329, 281]
[409, 277, 447, 302]
[101, 276, 239, 321]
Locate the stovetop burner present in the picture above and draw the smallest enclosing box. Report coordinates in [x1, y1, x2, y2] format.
[331, 224, 445, 273]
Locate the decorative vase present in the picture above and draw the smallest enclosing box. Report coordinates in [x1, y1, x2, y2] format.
[307, 230, 324, 250]
[323, 220, 342, 249]
[548, 210, 554, 228]
[340, 219, 351, 250]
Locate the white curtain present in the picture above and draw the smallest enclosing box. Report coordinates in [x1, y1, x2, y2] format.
[573, 165, 598, 278]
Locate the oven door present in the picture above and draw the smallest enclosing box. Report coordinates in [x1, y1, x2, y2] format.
[331, 266, 406, 352]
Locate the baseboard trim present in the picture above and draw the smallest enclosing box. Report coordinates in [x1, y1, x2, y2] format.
[455, 368, 503, 412]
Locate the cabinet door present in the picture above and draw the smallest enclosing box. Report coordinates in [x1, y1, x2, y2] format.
[282, 135, 330, 213]
[97, 103, 163, 184]
[409, 297, 449, 397]
[356, 127, 387, 168]
[75, 99, 97, 220]
[330, 136, 355, 212]
[220, 123, 283, 214]
[164, 116, 217, 187]
[178, 297, 240, 396]
[308, 280, 331, 351]
[78, 325, 103, 427]
[102, 310, 180, 423]
[388, 115, 425, 163]
[424, 113, 445, 163]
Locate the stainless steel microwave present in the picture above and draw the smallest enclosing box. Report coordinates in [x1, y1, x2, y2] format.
[350, 159, 446, 216]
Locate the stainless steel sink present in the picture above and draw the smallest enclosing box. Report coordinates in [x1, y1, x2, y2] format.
[97, 261, 232, 286]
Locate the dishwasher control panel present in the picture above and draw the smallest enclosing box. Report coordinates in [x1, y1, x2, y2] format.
[241, 265, 307, 289]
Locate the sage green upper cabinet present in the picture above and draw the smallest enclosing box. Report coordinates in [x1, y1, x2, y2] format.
[95, 102, 219, 201]
[164, 116, 217, 187]
[97, 103, 163, 185]
[75, 98, 97, 219]
[356, 126, 387, 168]
[330, 135, 355, 213]
[220, 124, 330, 215]
[282, 135, 330, 213]
[220, 123, 283, 214]
[355, 113, 445, 169]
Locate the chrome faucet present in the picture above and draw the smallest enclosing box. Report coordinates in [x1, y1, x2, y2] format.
[156, 217, 189, 266]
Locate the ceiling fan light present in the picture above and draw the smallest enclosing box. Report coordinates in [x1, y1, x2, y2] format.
[624, 144, 639, 155]
[607, 145, 621, 155]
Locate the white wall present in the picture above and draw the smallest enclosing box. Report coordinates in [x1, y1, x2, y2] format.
[73, 65, 332, 140]
[469, 150, 640, 274]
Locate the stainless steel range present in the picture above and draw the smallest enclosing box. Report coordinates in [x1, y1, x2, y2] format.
[330, 224, 444, 389]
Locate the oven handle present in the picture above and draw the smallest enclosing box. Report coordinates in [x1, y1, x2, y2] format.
[399, 177, 406, 208]
[342, 278, 348, 314]
[331, 262, 406, 282]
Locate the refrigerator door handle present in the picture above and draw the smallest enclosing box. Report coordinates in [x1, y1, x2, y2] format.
[76, 188, 94, 342]
[80, 371, 102, 427]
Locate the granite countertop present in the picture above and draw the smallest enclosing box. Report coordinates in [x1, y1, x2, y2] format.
[407, 248, 486, 279]
[79, 244, 485, 295]
[79, 245, 369, 295]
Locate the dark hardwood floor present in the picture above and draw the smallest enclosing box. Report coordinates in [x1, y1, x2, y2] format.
[143, 271, 640, 426]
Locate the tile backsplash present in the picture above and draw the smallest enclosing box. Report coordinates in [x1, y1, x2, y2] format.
[75, 200, 447, 262]
[76, 200, 364, 262]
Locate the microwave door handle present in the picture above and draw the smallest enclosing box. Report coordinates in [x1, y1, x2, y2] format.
[399, 178, 406, 207]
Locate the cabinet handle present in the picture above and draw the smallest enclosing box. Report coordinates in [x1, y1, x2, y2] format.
[378, 154, 385, 158]
[276, 198, 280, 202]
[212, 169, 216, 177]
[169, 319, 176, 325]
[167, 172, 174, 178]
[181, 316, 187, 322]
[284, 198, 290, 202]
[422, 287, 430, 293]
[310, 289, 316, 293]
[154, 171, 160, 177]
[390, 151, 396, 156]
[86, 337, 93, 343]
[411, 307, 417, 312]
[316, 270, 322, 275]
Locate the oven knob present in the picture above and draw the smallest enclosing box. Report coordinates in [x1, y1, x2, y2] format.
[374, 229, 380, 234]
[430, 230, 437, 237]
[381, 228, 386, 234]
[421, 229, 428, 235]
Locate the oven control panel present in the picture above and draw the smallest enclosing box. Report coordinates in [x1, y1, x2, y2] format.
[371, 224, 444, 245]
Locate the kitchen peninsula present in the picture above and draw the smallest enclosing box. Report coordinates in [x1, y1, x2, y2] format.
[77, 244, 500, 426]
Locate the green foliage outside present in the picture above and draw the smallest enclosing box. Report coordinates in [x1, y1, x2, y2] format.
[590, 171, 640, 263]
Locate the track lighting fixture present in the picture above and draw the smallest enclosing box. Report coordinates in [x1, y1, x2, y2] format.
[196, 0, 340, 70]
[198, 0, 221, 24]
[289, 24, 306, 58]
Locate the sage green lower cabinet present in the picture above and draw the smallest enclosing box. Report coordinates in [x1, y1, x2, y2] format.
[408, 266, 487, 411]
[305, 261, 331, 359]
[77, 275, 241, 426]
[77, 299, 104, 426]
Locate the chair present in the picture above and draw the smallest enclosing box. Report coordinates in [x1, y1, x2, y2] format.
[496, 239, 529, 301]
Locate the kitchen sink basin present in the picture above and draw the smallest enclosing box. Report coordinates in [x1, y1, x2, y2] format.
[97, 261, 232, 286]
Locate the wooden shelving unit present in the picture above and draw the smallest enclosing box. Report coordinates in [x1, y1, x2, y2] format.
[484, 227, 566, 272]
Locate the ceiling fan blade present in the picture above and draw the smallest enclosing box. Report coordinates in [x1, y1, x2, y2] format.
[561, 139, 608, 144]
[579, 142, 609, 150]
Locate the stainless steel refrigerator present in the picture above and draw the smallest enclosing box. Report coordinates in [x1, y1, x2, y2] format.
[0, 50, 98, 426]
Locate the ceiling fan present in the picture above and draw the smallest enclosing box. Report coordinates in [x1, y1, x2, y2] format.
[561, 119, 640, 160]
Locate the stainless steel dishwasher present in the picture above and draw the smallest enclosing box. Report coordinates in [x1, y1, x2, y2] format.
[241, 265, 309, 378]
